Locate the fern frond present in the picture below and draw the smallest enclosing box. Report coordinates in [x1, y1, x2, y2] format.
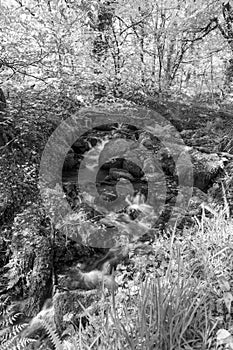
[39, 318, 63, 350]
[0, 323, 28, 346]
[0, 326, 12, 341]
[10, 337, 36, 350]
[0, 334, 18, 350]
[8, 323, 28, 337]
[0, 326, 37, 350]
[0, 297, 10, 316]
[0, 313, 22, 328]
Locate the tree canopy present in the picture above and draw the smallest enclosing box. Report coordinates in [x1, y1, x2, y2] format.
[0, 0, 233, 101]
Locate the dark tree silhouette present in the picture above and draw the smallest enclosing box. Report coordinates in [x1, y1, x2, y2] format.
[0, 87, 6, 112]
[0, 88, 7, 147]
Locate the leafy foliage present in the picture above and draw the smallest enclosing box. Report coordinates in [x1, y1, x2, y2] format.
[1, 0, 233, 349]
[0, 0, 232, 101]
[0, 299, 33, 350]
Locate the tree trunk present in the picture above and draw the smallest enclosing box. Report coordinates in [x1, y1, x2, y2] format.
[0, 88, 7, 147]
[92, 1, 115, 99]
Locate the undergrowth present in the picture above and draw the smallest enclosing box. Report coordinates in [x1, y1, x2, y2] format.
[1, 209, 233, 349]
[64, 210, 233, 350]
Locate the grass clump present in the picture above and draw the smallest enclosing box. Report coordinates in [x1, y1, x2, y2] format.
[63, 210, 233, 349]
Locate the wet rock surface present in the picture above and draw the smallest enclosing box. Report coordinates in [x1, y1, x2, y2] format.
[60, 104, 231, 245]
